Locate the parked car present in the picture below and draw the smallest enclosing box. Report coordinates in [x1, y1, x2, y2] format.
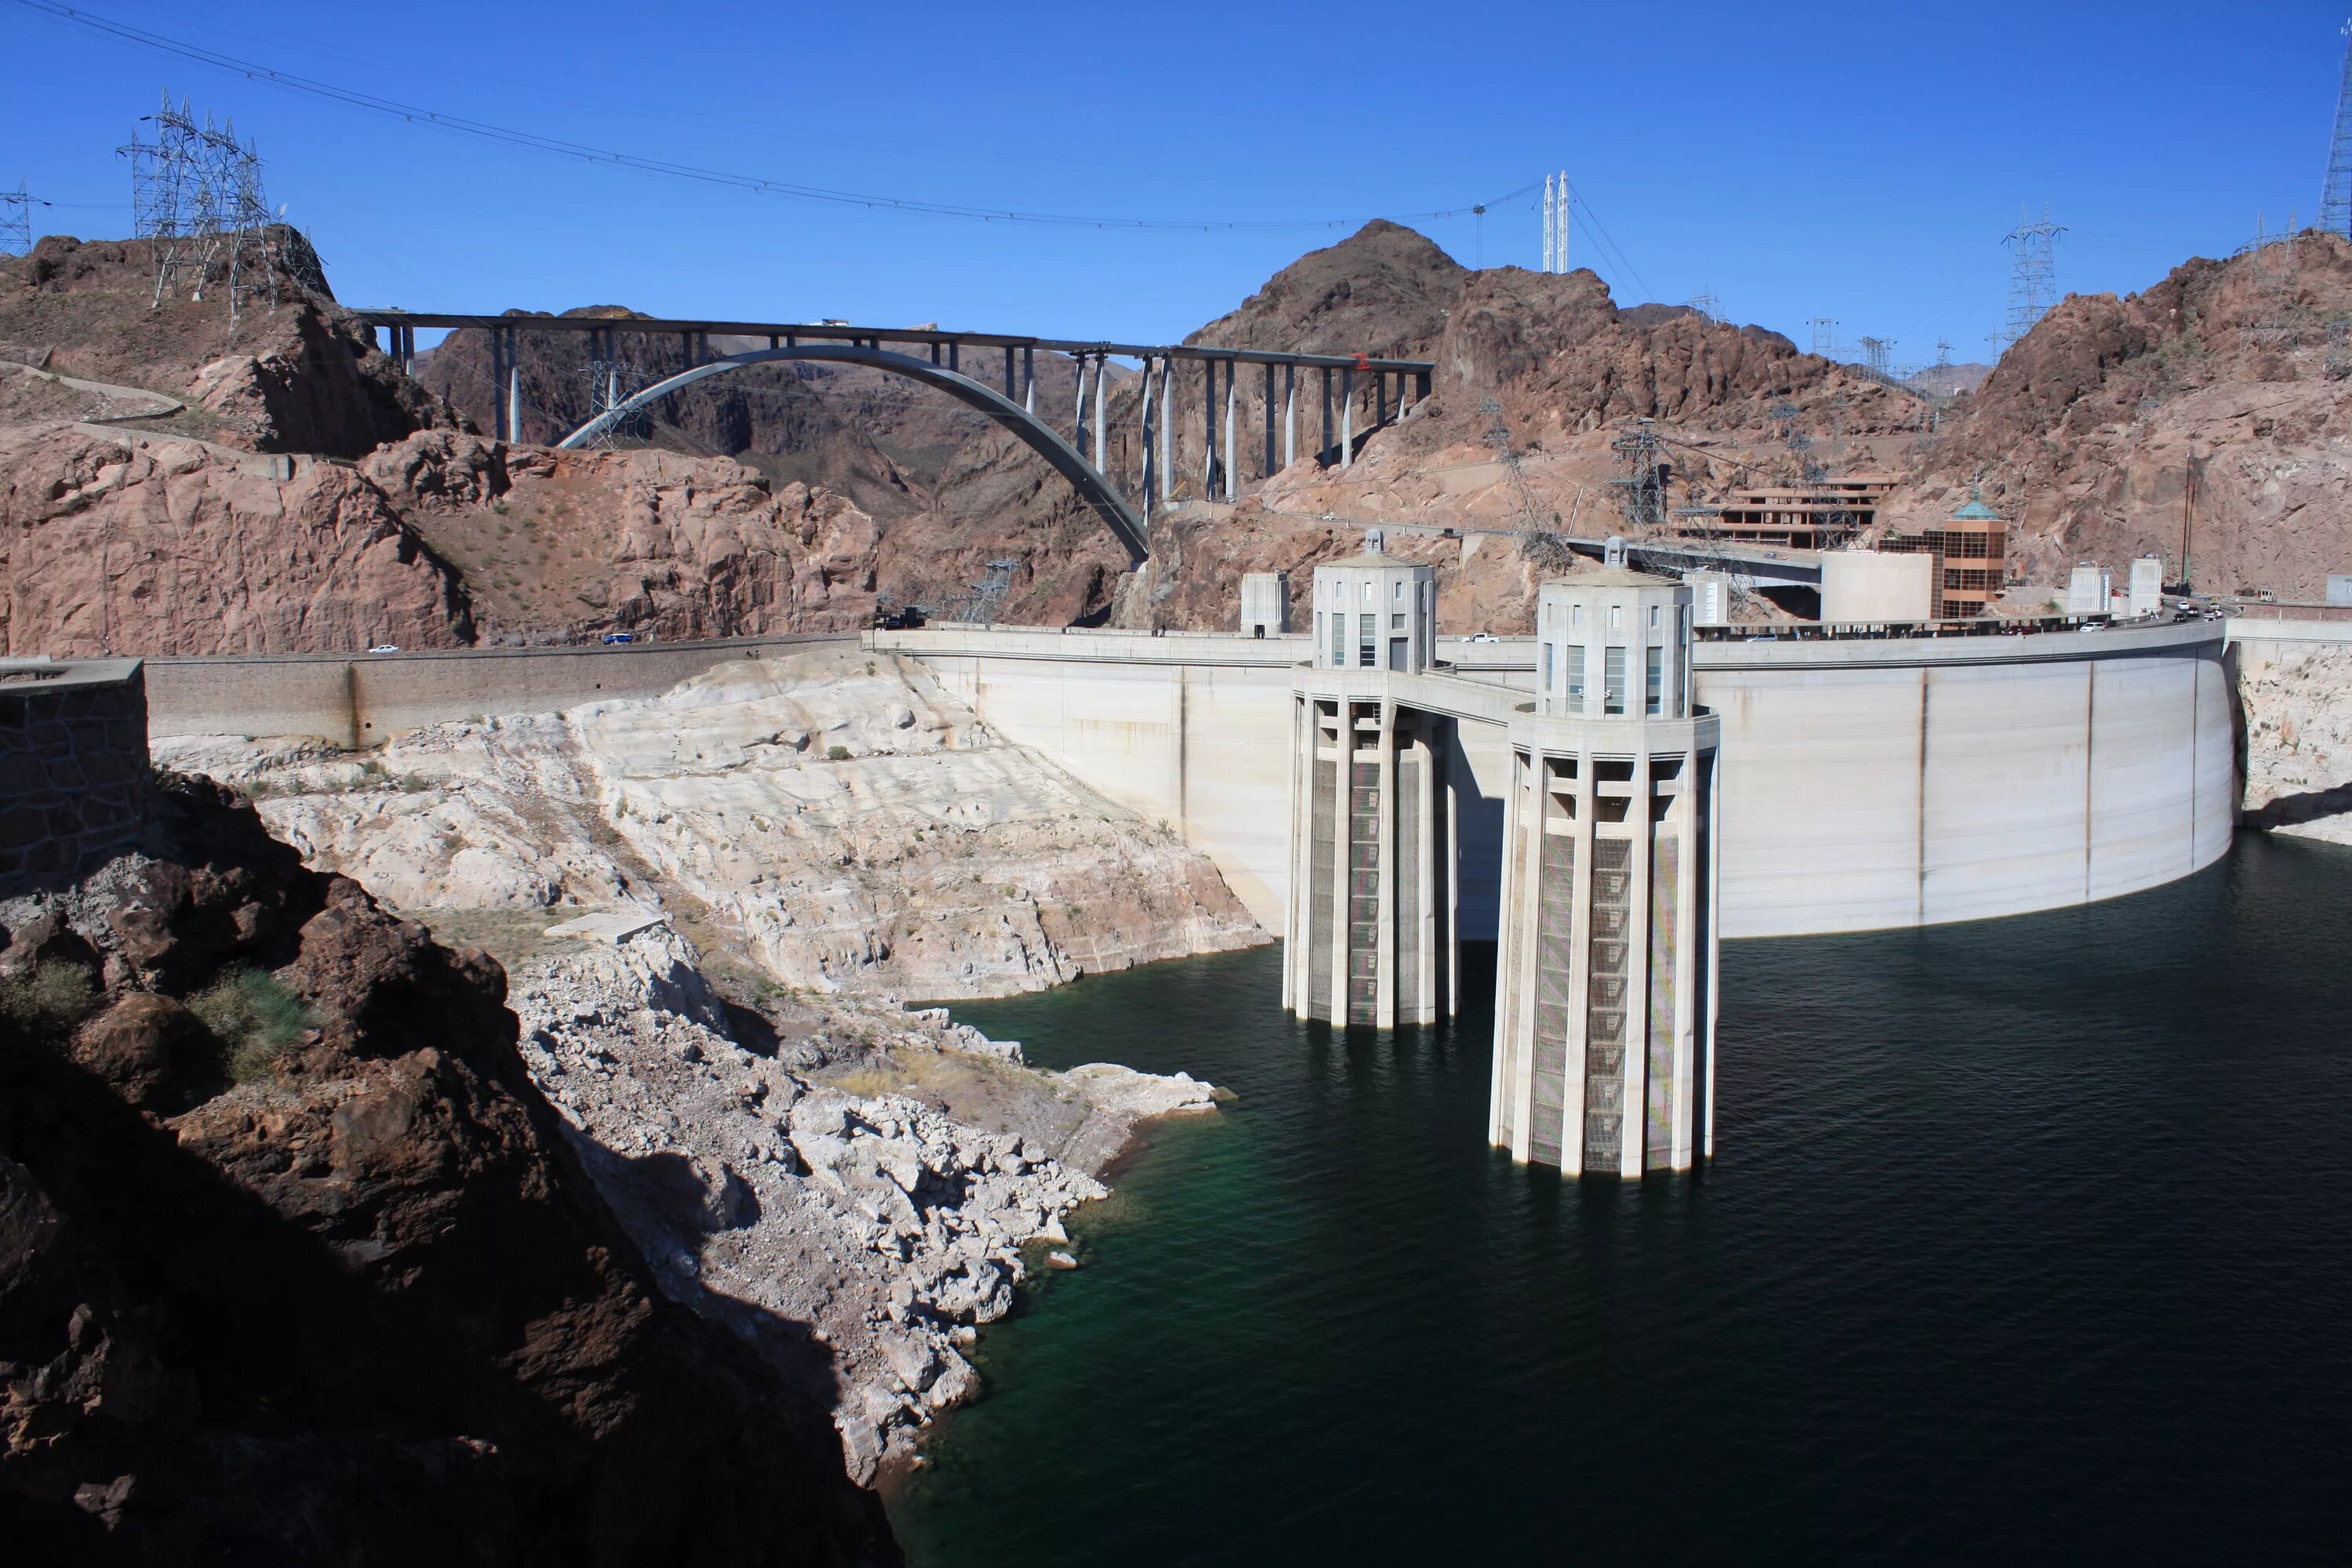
[1466, 632, 1500, 644]
[367, 644, 400, 654]
[601, 633, 634, 644]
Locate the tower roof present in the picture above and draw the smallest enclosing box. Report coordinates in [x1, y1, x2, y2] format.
[1952, 481, 2001, 521]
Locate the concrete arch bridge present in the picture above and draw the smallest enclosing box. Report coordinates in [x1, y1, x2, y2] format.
[357, 310, 1436, 565]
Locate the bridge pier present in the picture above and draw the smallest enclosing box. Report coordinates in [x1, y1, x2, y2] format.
[1157, 358, 1173, 502]
[1022, 345, 1035, 415]
[1073, 354, 1091, 463]
[1223, 361, 1238, 502]
[1092, 353, 1107, 478]
[1283, 364, 1296, 470]
[1202, 359, 1217, 497]
[1263, 362, 1276, 481]
[1490, 555, 1719, 1176]
[1320, 368, 1333, 469]
[1139, 354, 1156, 523]
[1341, 366, 1355, 470]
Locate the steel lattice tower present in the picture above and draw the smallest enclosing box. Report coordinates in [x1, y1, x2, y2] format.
[2001, 205, 2064, 347]
[118, 89, 278, 318]
[0, 184, 28, 258]
[2322, 20, 2352, 238]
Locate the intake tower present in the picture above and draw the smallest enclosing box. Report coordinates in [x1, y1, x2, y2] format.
[1489, 545, 1721, 1174]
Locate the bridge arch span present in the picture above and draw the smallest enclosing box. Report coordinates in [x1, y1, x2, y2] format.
[555, 343, 1149, 564]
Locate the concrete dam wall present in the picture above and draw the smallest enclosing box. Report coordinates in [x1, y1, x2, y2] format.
[135, 619, 2241, 942]
[882, 622, 2236, 940]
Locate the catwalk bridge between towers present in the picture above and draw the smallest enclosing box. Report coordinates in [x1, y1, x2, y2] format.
[354, 310, 1436, 564]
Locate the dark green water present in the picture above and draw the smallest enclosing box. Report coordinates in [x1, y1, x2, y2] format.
[890, 837, 2352, 1563]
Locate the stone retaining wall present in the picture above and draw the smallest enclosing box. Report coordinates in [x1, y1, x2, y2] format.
[0, 659, 148, 891]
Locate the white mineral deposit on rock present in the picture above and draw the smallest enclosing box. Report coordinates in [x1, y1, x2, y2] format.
[510, 924, 1219, 1480]
[155, 644, 1266, 999]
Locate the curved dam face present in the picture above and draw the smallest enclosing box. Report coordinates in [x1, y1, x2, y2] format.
[1697, 622, 2234, 935]
[883, 620, 2235, 942]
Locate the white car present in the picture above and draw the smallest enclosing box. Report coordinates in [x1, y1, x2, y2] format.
[367, 644, 400, 654]
[1466, 633, 1501, 644]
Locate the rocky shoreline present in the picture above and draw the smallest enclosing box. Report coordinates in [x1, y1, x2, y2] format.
[506, 924, 1220, 1480]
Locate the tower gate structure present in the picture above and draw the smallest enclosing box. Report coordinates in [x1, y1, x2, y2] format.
[1283, 540, 1458, 1029]
[1488, 551, 1719, 1176]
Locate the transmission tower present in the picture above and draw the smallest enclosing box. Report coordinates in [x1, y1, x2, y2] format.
[1609, 418, 1671, 532]
[962, 559, 1022, 624]
[2322, 19, 2352, 238]
[1859, 336, 1894, 375]
[1540, 171, 1570, 273]
[1809, 318, 1838, 357]
[583, 358, 652, 448]
[0, 183, 27, 258]
[1685, 289, 1721, 323]
[2000, 204, 2064, 347]
[117, 89, 279, 319]
[1935, 336, 1953, 367]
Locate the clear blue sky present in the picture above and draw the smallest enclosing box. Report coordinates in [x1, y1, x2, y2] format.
[5, 0, 2346, 368]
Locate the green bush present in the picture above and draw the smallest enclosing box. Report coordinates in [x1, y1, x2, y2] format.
[0, 960, 100, 1050]
[190, 967, 318, 1083]
[826, 744, 851, 762]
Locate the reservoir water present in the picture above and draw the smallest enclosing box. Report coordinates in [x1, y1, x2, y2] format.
[890, 837, 2352, 1563]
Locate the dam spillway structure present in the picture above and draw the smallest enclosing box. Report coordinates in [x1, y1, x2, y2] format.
[1283, 540, 1459, 1028]
[1489, 550, 1721, 1176]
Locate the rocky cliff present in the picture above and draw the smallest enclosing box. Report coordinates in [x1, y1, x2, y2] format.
[0, 232, 459, 458]
[0, 773, 895, 1563]
[1886, 231, 2352, 599]
[0, 423, 475, 657]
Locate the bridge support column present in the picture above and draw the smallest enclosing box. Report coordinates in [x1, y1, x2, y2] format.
[1320, 368, 1333, 467]
[1073, 354, 1091, 463]
[1093, 353, 1108, 478]
[508, 360, 521, 447]
[1223, 361, 1238, 502]
[1004, 346, 1015, 401]
[1341, 366, 1355, 470]
[1283, 365, 1296, 470]
[1157, 358, 1173, 502]
[1377, 372, 1388, 428]
[1022, 346, 1035, 415]
[489, 328, 506, 442]
[1264, 362, 1276, 480]
[1139, 355, 1156, 524]
[1203, 358, 1217, 497]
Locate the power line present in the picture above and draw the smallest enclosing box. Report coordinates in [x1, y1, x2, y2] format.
[15, 0, 1542, 238]
[1563, 185, 1653, 302]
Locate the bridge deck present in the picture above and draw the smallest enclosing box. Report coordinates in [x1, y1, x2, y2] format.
[350, 309, 1435, 374]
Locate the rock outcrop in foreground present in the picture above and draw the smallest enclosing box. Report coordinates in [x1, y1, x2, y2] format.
[0, 775, 895, 1563]
[512, 925, 1218, 1479]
